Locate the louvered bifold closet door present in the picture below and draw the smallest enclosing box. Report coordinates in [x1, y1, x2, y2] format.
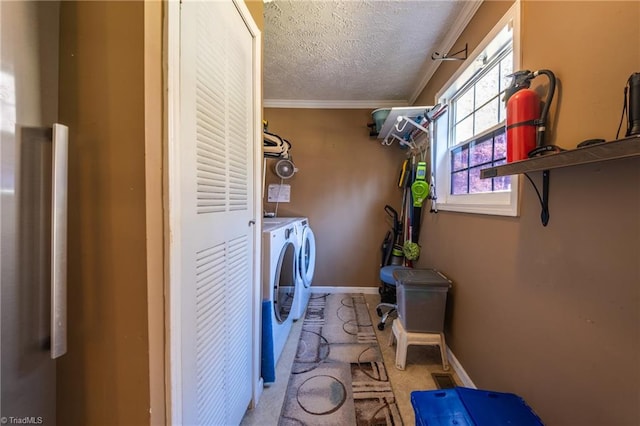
[179, 1, 254, 425]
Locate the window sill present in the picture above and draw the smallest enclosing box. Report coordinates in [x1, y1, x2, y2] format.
[436, 202, 518, 217]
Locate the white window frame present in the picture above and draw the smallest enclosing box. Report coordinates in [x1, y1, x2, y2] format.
[432, 2, 521, 216]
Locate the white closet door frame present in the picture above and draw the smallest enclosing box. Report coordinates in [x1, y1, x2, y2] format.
[164, 0, 263, 423]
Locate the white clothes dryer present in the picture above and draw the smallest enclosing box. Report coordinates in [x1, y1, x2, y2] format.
[289, 218, 316, 320]
[261, 221, 298, 384]
[264, 217, 316, 320]
[262, 216, 298, 228]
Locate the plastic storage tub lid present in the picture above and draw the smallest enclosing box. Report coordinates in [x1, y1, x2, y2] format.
[455, 387, 544, 425]
[411, 387, 544, 426]
[393, 268, 452, 288]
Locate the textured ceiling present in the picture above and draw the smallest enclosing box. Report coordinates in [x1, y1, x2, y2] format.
[263, 0, 480, 107]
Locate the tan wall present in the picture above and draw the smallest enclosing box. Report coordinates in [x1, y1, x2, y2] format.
[57, 2, 151, 425]
[413, 1, 513, 106]
[263, 109, 407, 286]
[417, 1, 640, 425]
[522, 1, 639, 148]
[245, 0, 264, 31]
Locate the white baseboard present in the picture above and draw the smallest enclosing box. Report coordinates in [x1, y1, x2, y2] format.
[310, 286, 379, 295]
[446, 347, 476, 389]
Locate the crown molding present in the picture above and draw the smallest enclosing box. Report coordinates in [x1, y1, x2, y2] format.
[263, 99, 409, 109]
[408, 0, 484, 105]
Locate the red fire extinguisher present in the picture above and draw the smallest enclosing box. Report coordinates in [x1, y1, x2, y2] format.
[505, 69, 557, 162]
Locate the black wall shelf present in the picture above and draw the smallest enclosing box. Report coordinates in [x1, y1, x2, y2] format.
[480, 136, 640, 226]
[480, 136, 640, 179]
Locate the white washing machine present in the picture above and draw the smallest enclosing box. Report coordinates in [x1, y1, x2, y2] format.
[288, 218, 316, 320]
[264, 217, 316, 320]
[261, 220, 298, 384]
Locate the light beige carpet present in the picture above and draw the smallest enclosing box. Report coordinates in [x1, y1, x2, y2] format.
[241, 292, 462, 426]
[279, 293, 402, 425]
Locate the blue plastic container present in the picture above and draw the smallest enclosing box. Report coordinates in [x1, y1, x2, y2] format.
[411, 387, 544, 426]
[371, 108, 391, 134]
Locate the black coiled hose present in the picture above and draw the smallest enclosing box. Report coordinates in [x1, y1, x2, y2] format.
[533, 69, 556, 147]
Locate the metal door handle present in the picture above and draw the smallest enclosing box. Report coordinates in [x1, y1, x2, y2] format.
[51, 123, 68, 359]
[249, 219, 256, 226]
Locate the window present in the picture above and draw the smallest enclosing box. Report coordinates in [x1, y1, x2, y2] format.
[450, 127, 510, 195]
[432, 3, 520, 216]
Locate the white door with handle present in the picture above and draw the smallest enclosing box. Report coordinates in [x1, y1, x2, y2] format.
[167, 0, 262, 424]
